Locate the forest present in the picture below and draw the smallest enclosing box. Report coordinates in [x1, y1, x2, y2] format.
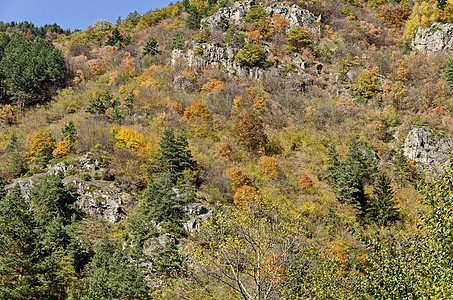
[1, 0, 453, 298]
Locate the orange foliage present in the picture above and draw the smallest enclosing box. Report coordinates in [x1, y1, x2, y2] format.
[270, 13, 289, 33]
[260, 253, 286, 283]
[368, 120, 386, 140]
[215, 137, 232, 158]
[297, 173, 313, 189]
[201, 79, 225, 94]
[253, 94, 268, 113]
[233, 185, 259, 207]
[392, 59, 410, 82]
[52, 140, 70, 158]
[226, 167, 252, 189]
[257, 156, 279, 177]
[183, 100, 213, 120]
[138, 65, 160, 90]
[248, 30, 263, 43]
[380, 4, 410, 27]
[87, 58, 107, 75]
[0, 104, 14, 124]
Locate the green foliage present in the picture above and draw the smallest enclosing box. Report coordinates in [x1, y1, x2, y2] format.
[225, 27, 245, 47]
[152, 238, 186, 278]
[0, 180, 87, 299]
[0, 20, 68, 37]
[152, 128, 195, 183]
[82, 236, 150, 299]
[215, 14, 229, 31]
[368, 173, 400, 226]
[186, 5, 201, 29]
[234, 43, 266, 68]
[244, 5, 267, 23]
[105, 28, 124, 48]
[5, 132, 27, 178]
[170, 32, 184, 50]
[142, 36, 160, 56]
[0, 33, 65, 104]
[287, 27, 313, 52]
[86, 89, 133, 123]
[445, 57, 453, 85]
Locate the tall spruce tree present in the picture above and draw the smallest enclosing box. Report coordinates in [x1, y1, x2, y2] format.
[142, 36, 160, 56]
[326, 141, 340, 181]
[394, 149, 409, 186]
[152, 127, 195, 183]
[186, 5, 201, 29]
[5, 132, 27, 178]
[368, 173, 400, 227]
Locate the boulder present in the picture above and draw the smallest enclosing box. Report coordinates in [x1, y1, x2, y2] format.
[181, 203, 213, 233]
[403, 127, 453, 171]
[411, 22, 453, 54]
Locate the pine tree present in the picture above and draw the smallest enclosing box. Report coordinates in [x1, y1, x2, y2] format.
[105, 28, 123, 48]
[368, 173, 400, 227]
[153, 239, 186, 278]
[5, 132, 27, 178]
[326, 141, 340, 181]
[82, 236, 149, 299]
[152, 127, 195, 183]
[170, 32, 184, 50]
[394, 149, 409, 186]
[186, 5, 201, 29]
[142, 36, 160, 56]
[139, 172, 181, 222]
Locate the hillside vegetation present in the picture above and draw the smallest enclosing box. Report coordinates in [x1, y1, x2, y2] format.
[1, 0, 453, 298]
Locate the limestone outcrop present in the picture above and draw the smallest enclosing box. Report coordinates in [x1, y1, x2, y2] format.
[411, 22, 453, 54]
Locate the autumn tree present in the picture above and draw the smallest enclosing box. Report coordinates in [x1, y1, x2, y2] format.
[233, 111, 268, 152]
[28, 129, 56, 163]
[235, 43, 266, 68]
[188, 195, 307, 299]
[226, 167, 252, 189]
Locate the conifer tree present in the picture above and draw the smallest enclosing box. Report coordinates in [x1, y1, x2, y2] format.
[326, 141, 340, 181]
[153, 238, 186, 278]
[446, 58, 453, 85]
[186, 5, 201, 29]
[105, 28, 123, 48]
[368, 173, 400, 227]
[142, 36, 160, 56]
[394, 149, 409, 186]
[5, 132, 27, 178]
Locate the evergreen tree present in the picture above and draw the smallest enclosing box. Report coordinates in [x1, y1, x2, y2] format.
[182, 0, 190, 12]
[368, 173, 400, 227]
[105, 28, 123, 48]
[394, 149, 409, 186]
[215, 15, 229, 31]
[446, 58, 453, 85]
[170, 31, 184, 50]
[153, 238, 186, 278]
[186, 5, 201, 29]
[326, 141, 340, 181]
[152, 127, 195, 183]
[82, 236, 149, 299]
[142, 36, 160, 56]
[5, 132, 27, 178]
[139, 171, 181, 222]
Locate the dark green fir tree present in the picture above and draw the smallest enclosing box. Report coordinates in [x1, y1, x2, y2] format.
[368, 173, 400, 227]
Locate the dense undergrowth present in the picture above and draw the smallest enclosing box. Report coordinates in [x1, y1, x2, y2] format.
[1, 0, 453, 298]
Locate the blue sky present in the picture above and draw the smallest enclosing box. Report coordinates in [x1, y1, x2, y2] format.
[0, 0, 173, 31]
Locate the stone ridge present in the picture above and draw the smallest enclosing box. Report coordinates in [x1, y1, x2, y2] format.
[411, 22, 453, 54]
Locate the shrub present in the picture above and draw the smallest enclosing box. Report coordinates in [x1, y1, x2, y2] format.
[52, 140, 70, 158]
[226, 167, 252, 189]
[28, 130, 56, 162]
[445, 58, 453, 85]
[233, 185, 259, 206]
[235, 44, 266, 68]
[257, 156, 279, 177]
[244, 5, 267, 24]
[225, 28, 246, 47]
[298, 174, 313, 190]
[380, 4, 410, 27]
[215, 138, 232, 158]
[287, 27, 313, 52]
[111, 127, 144, 153]
[183, 100, 213, 120]
[352, 69, 380, 100]
[80, 172, 92, 181]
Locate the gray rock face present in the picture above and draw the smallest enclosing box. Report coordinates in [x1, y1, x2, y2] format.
[411, 22, 453, 54]
[201, 1, 319, 33]
[63, 176, 127, 223]
[201, 1, 255, 29]
[403, 127, 453, 171]
[181, 203, 213, 233]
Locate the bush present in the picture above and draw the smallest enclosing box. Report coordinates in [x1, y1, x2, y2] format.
[257, 156, 279, 177]
[287, 27, 313, 52]
[28, 130, 56, 162]
[235, 43, 266, 68]
[226, 167, 252, 190]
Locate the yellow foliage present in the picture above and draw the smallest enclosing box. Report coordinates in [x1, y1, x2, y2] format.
[28, 130, 56, 160]
[111, 126, 144, 153]
[253, 94, 268, 113]
[404, 2, 434, 39]
[183, 100, 213, 121]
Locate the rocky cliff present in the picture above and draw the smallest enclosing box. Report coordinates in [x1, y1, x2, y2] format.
[411, 22, 453, 54]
